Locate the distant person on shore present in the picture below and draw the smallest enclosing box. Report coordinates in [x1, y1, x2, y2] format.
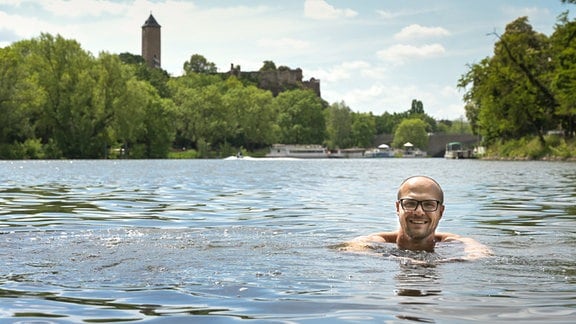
[344, 175, 491, 261]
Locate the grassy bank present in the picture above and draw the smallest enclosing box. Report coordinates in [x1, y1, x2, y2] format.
[483, 135, 576, 161]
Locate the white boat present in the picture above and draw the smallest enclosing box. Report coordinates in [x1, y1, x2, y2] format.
[364, 149, 394, 158]
[364, 144, 394, 158]
[444, 142, 474, 159]
[266, 144, 329, 158]
[328, 148, 366, 158]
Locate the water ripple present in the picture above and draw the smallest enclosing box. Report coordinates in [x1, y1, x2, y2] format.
[1, 159, 575, 322]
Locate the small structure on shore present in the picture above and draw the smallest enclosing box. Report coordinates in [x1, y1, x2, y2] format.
[402, 142, 426, 158]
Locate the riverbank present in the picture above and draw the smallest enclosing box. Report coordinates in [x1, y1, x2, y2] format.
[480, 135, 575, 161]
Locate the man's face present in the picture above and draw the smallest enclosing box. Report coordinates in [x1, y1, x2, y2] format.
[395, 178, 445, 240]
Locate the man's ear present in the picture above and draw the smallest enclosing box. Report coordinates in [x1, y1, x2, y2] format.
[395, 201, 400, 214]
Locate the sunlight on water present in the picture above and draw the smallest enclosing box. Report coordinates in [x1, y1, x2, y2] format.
[0, 159, 575, 322]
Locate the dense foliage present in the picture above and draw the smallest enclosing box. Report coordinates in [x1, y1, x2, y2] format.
[0, 33, 463, 159]
[458, 13, 576, 145]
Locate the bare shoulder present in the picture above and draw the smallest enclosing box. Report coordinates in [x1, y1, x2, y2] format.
[437, 232, 493, 260]
[354, 232, 397, 243]
[436, 232, 462, 242]
[340, 232, 397, 252]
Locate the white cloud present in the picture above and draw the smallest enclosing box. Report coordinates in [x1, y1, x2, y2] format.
[376, 8, 439, 22]
[499, 4, 559, 34]
[394, 24, 450, 41]
[0, 0, 23, 6]
[376, 10, 397, 20]
[361, 66, 390, 80]
[338, 83, 417, 113]
[440, 85, 460, 98]
[36, 0, 127, 18]
[347, 84, 387, 102]
[322, 81, 465, 119]
[0, 10, 53, 39]
[307, 60, 370, 83]
[421, 86, 465, 119]
[304, 0, 358, 20]
[377, 44, 446, 63]
[257, 37, 310, 50]
[311, 67, 350, 83]
[501, 5, 551, 21]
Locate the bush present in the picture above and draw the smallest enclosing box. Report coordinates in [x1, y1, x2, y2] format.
[524, 137, 547, 159]
[168, 149, 199, 159]
[0, 143, 24, 159]
[486, 135, 575, 160]
[0, 139, 50, 159]
[549, 138, 574, 159]
[43, 139, 63, 159]
[19, 138, 45, 159]
[129, 144, 147, 159]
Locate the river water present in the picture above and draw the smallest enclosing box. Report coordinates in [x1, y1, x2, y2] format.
[0, 158, 575, 323]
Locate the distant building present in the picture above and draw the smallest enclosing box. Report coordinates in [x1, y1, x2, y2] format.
[228, 64, 321, 97]
[142, 14, 161, 68]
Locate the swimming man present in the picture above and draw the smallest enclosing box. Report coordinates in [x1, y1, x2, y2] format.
[345, 175, 491, 261]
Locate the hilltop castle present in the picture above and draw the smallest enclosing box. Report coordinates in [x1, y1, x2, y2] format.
[141, 14, 320, 97]
[227, 64, 321, 97]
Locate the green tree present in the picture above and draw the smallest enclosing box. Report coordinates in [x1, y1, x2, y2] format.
[23, 33, 106, 158]
[119, 51, 171, 98]
[405, 99, 437, 133]
[140, 90, 175, 158]
[183, 54, 217, 75]
[447, 118, 472, 134]
[409, 99, 424, 114]
[459, 17, 557, 145]
[392, 118, 429, 149]
[168, 78, 204, 150]
[168, 72, 228, 152]
[375, 111, 404, 134]
[118, 52, 145, 65]
[260, 60, 277, 71]
[222, 79, 277, 150]
[325, 101, 352, 148]
[550, 12, 576, 137]
[134, 63, 171, 98]
[91, 52, 133, 158]
[274, 90, 325, 144]
[351, 112, 376, 147]
[112, 78, 147, 154]
[192, 84, 226, 153]
[0, 45, 43, 150]
[113, 77, 175, 158]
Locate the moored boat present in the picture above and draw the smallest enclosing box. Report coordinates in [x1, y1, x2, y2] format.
[364, 144, 394, 158]
[328, 147, 366, 158]
[444, 142, 474, 159]
[266, 144, 328, 158]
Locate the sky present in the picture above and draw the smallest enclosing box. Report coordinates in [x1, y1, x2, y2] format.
[0, 0, 574, 120]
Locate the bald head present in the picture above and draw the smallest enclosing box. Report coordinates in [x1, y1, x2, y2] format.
[397, 176, 444, 203]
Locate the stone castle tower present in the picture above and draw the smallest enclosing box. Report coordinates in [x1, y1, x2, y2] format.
[141, 14, 161, 68]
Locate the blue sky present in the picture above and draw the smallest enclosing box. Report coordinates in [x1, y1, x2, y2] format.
[0, 0, 573, 119]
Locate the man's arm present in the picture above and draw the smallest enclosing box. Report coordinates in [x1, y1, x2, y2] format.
[438, 233, 493, 261]
[340, 232, 397, 252]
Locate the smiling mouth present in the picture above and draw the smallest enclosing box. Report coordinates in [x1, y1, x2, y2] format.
[409, 219, 429, 225]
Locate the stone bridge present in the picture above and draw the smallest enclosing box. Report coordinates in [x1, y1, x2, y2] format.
[373, 134, 480, 157]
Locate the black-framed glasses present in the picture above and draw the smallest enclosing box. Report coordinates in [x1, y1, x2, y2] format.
[399, 198, 441, 212]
